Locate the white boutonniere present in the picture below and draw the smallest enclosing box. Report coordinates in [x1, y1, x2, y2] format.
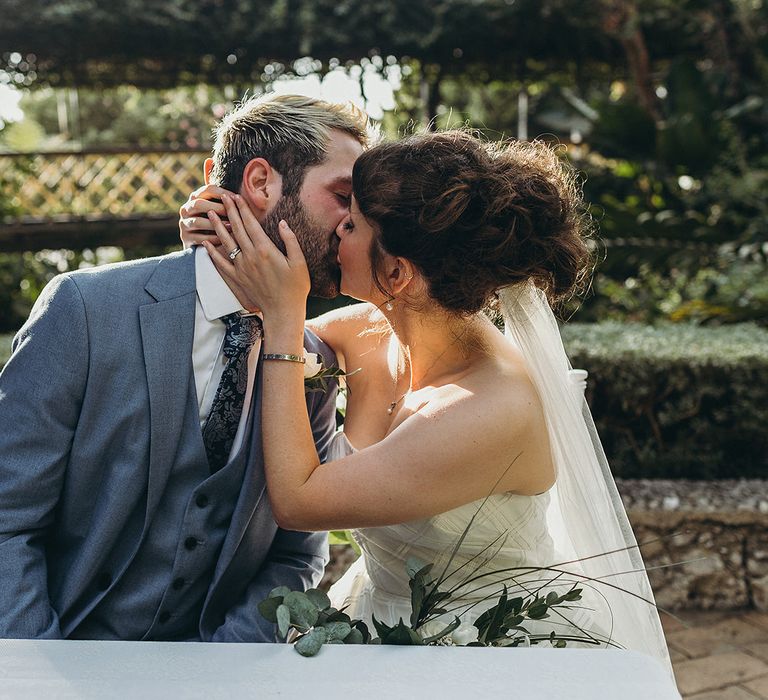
[303, 349, 360, 395]
[302, 349, 323, 380]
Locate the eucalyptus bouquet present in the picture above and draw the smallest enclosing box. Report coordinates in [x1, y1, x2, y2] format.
[258, 551, 599, 657]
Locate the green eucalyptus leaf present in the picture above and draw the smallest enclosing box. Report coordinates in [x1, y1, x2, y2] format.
[546, 591, 560, 605]
[480, 586, 508, 644]
[409, 581, 426, 628]
[382, 619, 423, 646]
[276, 604, 291, 639]
[323, 621, 352, 643]
[344, 627, 365, 645]
[565, 589, 583, 602]
[295, 626, 328, 657]
[258, 596, 283, 623]
[315, 610, 329, 626]
[284, 591, 320, 629]
[305, 588, 331, 611]
[371, 614, 392, 639]
[353, 620, 371, 644]
[503, 614, 525, 628]
[324, 609, 352, 624]
[527, 600, 549, 620]
[405, 557, 429, 579]
[269, 586, 292, 599]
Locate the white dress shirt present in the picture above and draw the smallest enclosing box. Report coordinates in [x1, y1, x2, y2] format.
[193, 246, 261, 458]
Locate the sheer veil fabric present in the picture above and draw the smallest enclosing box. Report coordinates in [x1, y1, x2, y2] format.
[498, 282, 671, 670]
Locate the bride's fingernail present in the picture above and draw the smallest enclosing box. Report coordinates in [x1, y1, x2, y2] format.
[279, 219, 286, 227]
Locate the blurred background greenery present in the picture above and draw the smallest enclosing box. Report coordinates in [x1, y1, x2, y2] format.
[1, 0, 766, 332]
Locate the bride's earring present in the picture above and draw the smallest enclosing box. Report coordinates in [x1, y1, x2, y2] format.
[385, 299, 394, 311]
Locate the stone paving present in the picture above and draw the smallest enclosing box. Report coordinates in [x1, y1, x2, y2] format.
[666, 610, 768, 698]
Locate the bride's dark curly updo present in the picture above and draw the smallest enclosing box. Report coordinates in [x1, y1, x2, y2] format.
[352, 130, 592, 314]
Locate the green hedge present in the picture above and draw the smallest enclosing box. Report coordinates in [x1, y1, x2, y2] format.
[2, 323, 766, 479]
[562, 323, 768, 479]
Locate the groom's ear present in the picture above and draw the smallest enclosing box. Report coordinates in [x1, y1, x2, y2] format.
[241, 158, 283, 216]
[203, 158, 214, 184]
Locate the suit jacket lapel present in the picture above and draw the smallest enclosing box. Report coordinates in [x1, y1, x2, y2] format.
[140, 251, 198, 519]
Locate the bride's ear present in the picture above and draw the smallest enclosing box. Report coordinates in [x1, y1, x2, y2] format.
[387, 258, 417, 296]
[241, 158, 283, 214]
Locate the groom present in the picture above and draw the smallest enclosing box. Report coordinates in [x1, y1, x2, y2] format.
[0, 94, 367, 641]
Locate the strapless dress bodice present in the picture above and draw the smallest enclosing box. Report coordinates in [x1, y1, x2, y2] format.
[325, 431, 557, 629]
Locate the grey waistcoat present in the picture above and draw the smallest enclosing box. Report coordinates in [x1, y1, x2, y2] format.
[72, 373, 254, 641]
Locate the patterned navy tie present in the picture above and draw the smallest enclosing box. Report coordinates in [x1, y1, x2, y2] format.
[202, 313, 263, 473]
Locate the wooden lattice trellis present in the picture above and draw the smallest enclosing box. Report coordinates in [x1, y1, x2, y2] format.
[1, 149, 209, 219]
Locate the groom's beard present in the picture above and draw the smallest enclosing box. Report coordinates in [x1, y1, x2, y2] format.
[261, 193, 341, 299]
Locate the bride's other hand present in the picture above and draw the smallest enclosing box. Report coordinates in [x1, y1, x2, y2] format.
[204, 193, 310, 322]
[178, 184, 236, 248]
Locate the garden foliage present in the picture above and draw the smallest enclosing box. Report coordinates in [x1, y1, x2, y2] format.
[563, 323, 768, 479]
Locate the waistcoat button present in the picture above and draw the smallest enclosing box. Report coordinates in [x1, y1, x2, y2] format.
[184, 537, 198, 550]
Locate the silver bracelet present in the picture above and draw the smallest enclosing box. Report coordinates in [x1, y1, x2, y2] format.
[262, 352, 305, 364]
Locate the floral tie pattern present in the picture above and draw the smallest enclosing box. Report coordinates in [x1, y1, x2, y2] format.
[202, 313, 263, 473]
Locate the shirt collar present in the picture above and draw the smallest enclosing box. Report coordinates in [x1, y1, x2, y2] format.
[195, 245, 246, 321]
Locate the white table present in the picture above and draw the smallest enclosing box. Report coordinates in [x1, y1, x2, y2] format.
[0, 640, 680, 699]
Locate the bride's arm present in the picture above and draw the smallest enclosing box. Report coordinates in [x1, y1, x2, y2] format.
[204, 195, 546, 531]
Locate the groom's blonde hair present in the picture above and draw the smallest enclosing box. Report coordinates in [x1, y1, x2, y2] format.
[210, 93, 369, 196]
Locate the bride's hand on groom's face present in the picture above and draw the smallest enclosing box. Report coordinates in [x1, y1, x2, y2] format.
[178, 184, 235, 249]
[204, 193, 310, 323]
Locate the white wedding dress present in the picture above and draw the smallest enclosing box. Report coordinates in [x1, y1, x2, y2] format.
[323, 283, 671, 670]
[327, 431, 601, 645]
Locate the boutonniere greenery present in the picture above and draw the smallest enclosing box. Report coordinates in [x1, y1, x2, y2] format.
[303, 349, 360, 395]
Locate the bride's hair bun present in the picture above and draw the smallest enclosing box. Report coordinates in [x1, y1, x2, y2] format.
[353, 130, 592, 314]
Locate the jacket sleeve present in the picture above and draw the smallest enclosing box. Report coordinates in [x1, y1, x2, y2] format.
[209, 336, 337, 642]
[0, 275, 90, 638]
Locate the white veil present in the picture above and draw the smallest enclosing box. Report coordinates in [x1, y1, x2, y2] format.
[499, 281, 671, 670]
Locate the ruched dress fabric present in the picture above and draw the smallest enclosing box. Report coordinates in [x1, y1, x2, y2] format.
[325, 431, 603, 645]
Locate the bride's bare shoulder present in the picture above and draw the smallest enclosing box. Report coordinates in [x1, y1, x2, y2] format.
[307, 303, 388, 355]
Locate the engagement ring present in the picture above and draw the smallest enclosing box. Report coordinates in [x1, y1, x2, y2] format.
[228, 246, 242, 260]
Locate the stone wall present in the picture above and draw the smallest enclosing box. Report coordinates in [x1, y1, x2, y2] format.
[620, 479, 768, 611]
[321, 480, 768, 611]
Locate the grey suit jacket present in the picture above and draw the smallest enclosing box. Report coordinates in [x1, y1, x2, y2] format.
[0, 248, 336, 641]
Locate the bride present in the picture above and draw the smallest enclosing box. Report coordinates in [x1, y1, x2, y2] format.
[182, 130, 670, 667]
